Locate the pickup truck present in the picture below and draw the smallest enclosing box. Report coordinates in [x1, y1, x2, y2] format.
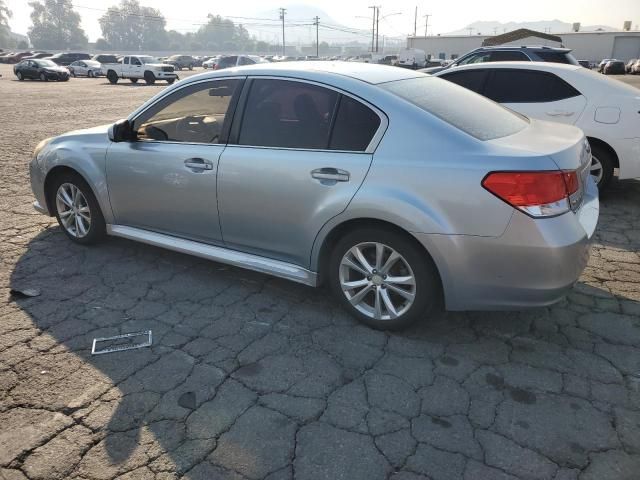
[103, 55, 178, 85]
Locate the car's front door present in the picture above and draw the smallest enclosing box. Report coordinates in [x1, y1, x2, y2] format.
[106, 78, 243, 244]
[23, 61, 37, 78]
[217, 78, 384, 267]
[483, 69, 587, 125]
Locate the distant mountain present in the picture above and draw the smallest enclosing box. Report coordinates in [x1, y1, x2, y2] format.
[446, 20, 618, 36]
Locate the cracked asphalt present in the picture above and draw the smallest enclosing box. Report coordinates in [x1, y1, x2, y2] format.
[1, 63, 640, 480]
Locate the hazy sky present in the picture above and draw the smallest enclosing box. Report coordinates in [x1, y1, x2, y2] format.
[5, 0, 640, 43]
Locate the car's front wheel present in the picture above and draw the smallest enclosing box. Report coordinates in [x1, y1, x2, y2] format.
[16, 71, 23, 80]
[107, 71, 118, 84]
[40, 73, 47, 82]
[329, 228, 439, 330]
[51, 173, 106, 245]
[144, 71, 155, 85]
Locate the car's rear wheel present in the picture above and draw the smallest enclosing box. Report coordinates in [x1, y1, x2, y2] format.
[329, 228, 439, 330]
[130, 78, 138, 83]
[188, 64, 193, 70]
[144, 71, 155, 85]
[167, 78, 175, 84]
[107, 71, 118, 84]
[589, 142, 614, 190]
[40, 73, 47, 82]
[16, 71, 23, 81]
[88, 70, 94, 78]
[51, 173, 106, 245]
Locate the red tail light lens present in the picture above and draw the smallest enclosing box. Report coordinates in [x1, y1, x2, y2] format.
[482, 170, 580, 218]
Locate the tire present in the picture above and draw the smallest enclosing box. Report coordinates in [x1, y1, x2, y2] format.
[130, 78, 138, 83]
[40, 73, 47, 82]
[166, 78, 175, 84]
[88, 70, 94, 78]
[71, 70, 76, 77]
[328, 227, 439, 330]
[188, 64, 193, 70]
[16, 71, 23, 81]
[144, 71, 155, 85]
[50, 172, 106, 245]
[107, 70, 118, 84]
[589, 142, 615, 190]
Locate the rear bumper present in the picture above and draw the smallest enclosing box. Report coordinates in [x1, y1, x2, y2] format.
[416, 178, 599, 311]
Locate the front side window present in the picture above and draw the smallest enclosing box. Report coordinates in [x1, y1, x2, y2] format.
[484, 70, 581, 103]
[134, 79, 242, 144]
[131, 57, 142, 66]
[381, 76, 527, 141]
[238, 79, 338, 149]
[458, 52, 491, 65]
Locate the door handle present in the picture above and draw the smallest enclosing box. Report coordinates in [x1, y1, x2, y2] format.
[546, 110, 574, 117]
[311, 168, 350, 182]
[184, 158, 213, 170]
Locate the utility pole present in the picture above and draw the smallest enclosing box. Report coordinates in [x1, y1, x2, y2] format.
[369, 6, 376, 52]
[375, 7, 380, 52]
[279, 8, 286, 56]
[466, 27, 474, 36]
[313, 16, 320, 57]
[413, 6, 417, 36]
[423, 14, 431, 36]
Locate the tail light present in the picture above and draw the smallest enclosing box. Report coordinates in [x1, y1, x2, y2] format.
[482, 170, 580, 218]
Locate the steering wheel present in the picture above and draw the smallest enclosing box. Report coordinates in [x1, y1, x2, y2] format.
[176, 115, 206, 137]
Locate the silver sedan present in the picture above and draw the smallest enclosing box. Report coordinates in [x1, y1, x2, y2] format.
[28, 62, 599, 329]
[68, 60, 104, 77]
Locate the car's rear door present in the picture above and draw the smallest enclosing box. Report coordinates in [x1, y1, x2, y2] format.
[106, 78, 244, 244]
[483, 69, 587, 125]
[216, 78, 385, 267]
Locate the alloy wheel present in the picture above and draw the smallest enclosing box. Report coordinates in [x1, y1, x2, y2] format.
[339, 242, 416, 321]
[590, 155, 604, 185]
[55, 183, 91, 238]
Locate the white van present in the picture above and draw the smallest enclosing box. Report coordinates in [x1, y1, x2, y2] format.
[397, 49, 427, 69]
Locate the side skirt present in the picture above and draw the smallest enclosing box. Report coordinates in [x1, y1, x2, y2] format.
[106, 224, 318, 287]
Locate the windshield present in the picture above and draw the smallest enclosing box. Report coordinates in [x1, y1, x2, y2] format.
[381, 76, 528, 141]
[36, 60, 57, 67]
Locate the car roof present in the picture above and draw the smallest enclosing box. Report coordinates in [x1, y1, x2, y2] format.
[182, 61, 424, 85]
[472, 45, 571, 52]
[435, 61, 582, 74]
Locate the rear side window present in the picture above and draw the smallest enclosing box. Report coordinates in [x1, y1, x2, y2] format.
[439, 70, 488, 94]
[381, 76, 527, 141]
[238, 56, 255, 66]
[488, 51, 529, 61]
[329, 96, 381, 151]
[484, 70, 581, 103]
[536, 51, 574, 64]
[239, 79, 338, 149]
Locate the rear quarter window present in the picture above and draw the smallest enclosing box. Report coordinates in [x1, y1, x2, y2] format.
[381, 76, 528, 141]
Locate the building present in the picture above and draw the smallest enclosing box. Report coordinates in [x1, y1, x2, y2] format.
[406, 29, 640, 62]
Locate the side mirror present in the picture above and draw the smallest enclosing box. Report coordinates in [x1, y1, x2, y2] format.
[108, 119, 134, 142]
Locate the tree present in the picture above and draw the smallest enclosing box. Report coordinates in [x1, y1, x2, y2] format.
[18, 39, 29, 49]
[94, 38, 110, 50]
[28, 0, 88, 49]
[99, 0, 166, 51]
[0, 0, 16, 48]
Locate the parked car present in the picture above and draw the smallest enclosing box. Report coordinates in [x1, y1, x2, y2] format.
[14, 59, 70, 81]
[397, 48, 427, 69]
[68, 60, 104, 77]
[45, 52, 91, 66]
[213, 55, 267, 70]
[578, 60, 591, 68]
[202, 56, 221, 69]
[29, 62, 597, 329]
[436, 61, 640, 189]
[103, 55, 177, 85]
[166, 54, 196, 70]
[5, 51, 34, 64]
[0, 51, 14, 63]
[625, 59, 638, 73]
[91, 54, 119, 64]
[421, 46, 580, 74]
[378, 55, 398, 65]
[23, 52, 52, 60]
[631, 59, 640, 74]
[597, 59, 613, 73]
[603, 60, 626, 75]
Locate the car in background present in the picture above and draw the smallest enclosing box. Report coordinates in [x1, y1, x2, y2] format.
[597, 59, 613, 73]
[5, 51, 34, 64]
[0, 51, 15, 63]
[422, 46, 580, 74]
[378, 55, 398, 65]
[68, 60, 104, 77]
[23, 52, 52, 60]
[578, 60, 591, 68]
[397, 48, 427, 69]
[103, 55, 177, 85]
[213, 55, 267, 70]
[91, 54, 119, 65]
[14, 59, 70, 81]
[202, 56, 221, 69]
[631, 59, 640, 74]
[29, 62, 597, 330]
[603, 60, 626, 75]
[166, 55, 196, 70]
[435, 61, 640, 189]
[625, 59, 638, 73]
[45, 52, 91, 66]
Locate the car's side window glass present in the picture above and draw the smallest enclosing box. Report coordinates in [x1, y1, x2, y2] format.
[134, 79, 242, 144]
[460, 53, 491, 65]
[238, 79, 339, 149]
[238, 57, 253, 66]
[440, 70, 487, 94]
[488, 51, 529, 62]
[485, 70, 581, 103]
[124, 57, 130, 65]
[132, 58, 141, 66]
[329, 95, 381, 151]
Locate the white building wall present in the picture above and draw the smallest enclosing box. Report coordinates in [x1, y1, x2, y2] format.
[407, 35, 486, 59]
